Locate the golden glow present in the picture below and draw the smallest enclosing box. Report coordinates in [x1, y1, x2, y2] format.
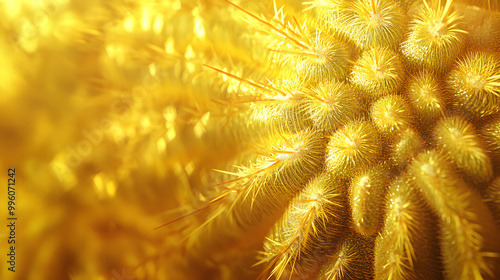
[2, 0, 500, 280]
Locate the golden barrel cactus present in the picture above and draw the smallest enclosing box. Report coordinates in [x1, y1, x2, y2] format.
[1, 0, 500, 279]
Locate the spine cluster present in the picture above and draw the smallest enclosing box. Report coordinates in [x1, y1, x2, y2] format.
[176, 0, 500, 279]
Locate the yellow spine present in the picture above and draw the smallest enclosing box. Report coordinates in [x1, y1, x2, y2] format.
[303, 81, 362, 134]
[433, 115, 493, 183]
[259, 172, 348, 279]
[447, 52, 500, 118]
[375, 176, 444, 280]
[409, 150, 500, 280]
[189, 130, 326, 261]
[350, 47, 403, 99]
[406, 70, 446, 124]
[350, 164, 389, 237]
[401, 0, 467, 72]
[337, 0, 406, 50]
[326, 120, 381, 178]
[388, 128, 424, 169]
[370, 95, 414, 137]
[318, 234, 375, 280]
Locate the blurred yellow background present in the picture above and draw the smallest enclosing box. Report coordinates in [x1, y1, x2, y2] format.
[0, 0, 283, 278]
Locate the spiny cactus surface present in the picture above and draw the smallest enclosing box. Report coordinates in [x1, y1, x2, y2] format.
[175, 0, 500, 279]
[2, 0, 500, 279]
